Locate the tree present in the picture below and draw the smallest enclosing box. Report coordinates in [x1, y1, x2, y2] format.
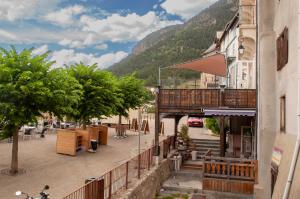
[115, 74, 151, 135]
[68, 63, 122, 129]
[0, 47, 82, 174]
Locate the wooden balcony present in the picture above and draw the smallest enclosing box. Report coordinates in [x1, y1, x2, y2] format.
[203, 156, 258, 194]
[158, 89, 256, 114]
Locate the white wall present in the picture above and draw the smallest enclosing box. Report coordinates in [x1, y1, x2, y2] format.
[273, 0, 298, 136]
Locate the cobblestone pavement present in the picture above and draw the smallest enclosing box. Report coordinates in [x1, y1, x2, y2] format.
[0, 117, 217, 199]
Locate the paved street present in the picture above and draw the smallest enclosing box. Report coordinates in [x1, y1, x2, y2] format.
[0, 117, 217, 199]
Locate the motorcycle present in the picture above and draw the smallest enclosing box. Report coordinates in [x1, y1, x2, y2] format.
[16, 185, 50, 199]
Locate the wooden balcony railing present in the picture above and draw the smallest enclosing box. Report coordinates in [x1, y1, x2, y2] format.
[159, 89, 256, 110]
[203, 156, 258, 183]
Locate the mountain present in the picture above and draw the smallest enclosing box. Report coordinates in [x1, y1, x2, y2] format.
[109, 0, 238, 86]
[132, 25, 182, 55]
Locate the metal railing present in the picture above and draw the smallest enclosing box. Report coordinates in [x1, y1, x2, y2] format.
[62, 136, 175, 199]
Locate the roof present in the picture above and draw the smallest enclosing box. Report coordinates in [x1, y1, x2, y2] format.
[219, 13, 239, 43]
[170, 53, 226, 77]
[202, 44, 218, 56]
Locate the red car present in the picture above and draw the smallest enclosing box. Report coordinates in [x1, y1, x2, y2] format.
[187, 117, 204, 127]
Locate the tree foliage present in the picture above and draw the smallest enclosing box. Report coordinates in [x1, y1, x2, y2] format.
[68, 63, 122, 126]
[0, 47, 82, 138]
[116, 74, 151, 117]
[0, 47, 82, 174]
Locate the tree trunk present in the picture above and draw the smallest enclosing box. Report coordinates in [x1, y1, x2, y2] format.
[83, 123, 87, 130]
[10, 128, 19, 174]
[118, 115, 122, 136]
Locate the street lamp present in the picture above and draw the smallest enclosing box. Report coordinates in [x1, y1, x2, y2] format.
[238, 43, 245, 55]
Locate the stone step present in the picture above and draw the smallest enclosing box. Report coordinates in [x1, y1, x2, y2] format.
[196, 149, 220, 155]
[181, 160, 204, 170]
[191, 139, 220, 143]
[195, 148, 220, 151]
[161, 185, 201, 193]
[195, 151, 220, 155]
[193, 143, 220, 147]
[162, 175, 203, 193]
[181, 165, 203, 171]
[172, 169, 203, 178]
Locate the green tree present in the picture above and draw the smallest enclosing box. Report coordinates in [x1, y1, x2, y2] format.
[0, 47, 82, 174]
[116, 74, 151, 131]
[68, 63, 121, 129]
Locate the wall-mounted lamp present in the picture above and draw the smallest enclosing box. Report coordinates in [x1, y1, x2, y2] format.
[238, 43, 245, 55]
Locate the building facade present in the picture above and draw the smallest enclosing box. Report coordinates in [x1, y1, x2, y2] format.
[200, 0, 256, 89]
[257, 0, 300, 198]
[219, 0, 256, 89]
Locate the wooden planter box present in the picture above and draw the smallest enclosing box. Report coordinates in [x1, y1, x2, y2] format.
[88, 125, 108, 145]
[56, 129, 90, 156]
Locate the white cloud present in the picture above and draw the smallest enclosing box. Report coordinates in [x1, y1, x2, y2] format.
[161, 0, 218, 20]
[80, 11, 182, 43]
[50, 49, 128, 68]
[44, 5, 85, 26]
[0, 29, 17, 41]
[32, 45, 49, 55]
[0, 5, 182, 50]
[0, 0, 59, 21]
[58, 38, 86, 48]
[0, 27, 89, 45]
[58, 33, 103, 49]
[95, 44, 108, 50]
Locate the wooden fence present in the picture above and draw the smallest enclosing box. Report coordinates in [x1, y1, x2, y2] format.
[203, 156, 258, 194]
[62, 136, 175, 199]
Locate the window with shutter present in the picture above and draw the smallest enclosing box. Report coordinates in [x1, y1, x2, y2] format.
[277, 27, 289, 70]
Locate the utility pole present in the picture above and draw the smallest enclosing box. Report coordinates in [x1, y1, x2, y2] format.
[154, 86, 160, 165]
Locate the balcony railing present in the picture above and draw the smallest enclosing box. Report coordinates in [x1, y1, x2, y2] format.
[203, 156, 258, 194]
[203, 156, 258, 182]
[159, 89, 256, 110]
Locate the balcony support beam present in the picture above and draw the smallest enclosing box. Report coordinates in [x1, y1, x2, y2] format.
[220, 116, 226, 157]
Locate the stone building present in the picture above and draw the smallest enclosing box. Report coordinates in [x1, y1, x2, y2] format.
[256, 0, 300, 198]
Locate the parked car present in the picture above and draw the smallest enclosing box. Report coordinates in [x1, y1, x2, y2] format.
[187, 117, 204, 127]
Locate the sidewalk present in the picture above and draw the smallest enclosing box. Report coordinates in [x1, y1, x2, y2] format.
[0, 128, 164, 199]
[0, 117, 215, 199]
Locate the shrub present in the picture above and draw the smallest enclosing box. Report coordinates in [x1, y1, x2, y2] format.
[205, 118, 220, 135]
[179, 124, 190, 142]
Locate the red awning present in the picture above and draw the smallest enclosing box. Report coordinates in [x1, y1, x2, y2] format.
[170, 54, 226, 77]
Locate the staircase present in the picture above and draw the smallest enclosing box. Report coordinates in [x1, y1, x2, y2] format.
[190, 139, 220, 159]
[181, 160, 203, 170]
[161, 169, 203, 193]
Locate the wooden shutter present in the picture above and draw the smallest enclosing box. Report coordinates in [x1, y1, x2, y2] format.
[282, 28, 289, 66]
[277, 27, 289, 71]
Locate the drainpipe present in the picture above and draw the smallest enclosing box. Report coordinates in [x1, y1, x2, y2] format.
[256, 0, 260, 161]
[282, 2, 300, 198]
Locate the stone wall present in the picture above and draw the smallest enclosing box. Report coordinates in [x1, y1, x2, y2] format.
[121, 159, 173, 199]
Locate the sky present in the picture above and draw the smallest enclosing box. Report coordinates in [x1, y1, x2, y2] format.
[0, 0, 218, 69]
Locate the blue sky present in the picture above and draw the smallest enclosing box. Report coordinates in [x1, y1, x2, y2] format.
[0, 0, 217, 68]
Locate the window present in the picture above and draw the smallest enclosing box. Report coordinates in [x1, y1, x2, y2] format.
[277, 27, 288, 70]
[271, 165, 278, 196]
[280, 96, 286, 132]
